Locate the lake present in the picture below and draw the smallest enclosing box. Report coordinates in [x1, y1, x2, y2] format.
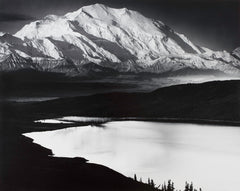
[24, 120, 240, 191]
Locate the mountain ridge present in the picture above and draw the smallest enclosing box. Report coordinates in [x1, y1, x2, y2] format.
[5, 80, 240, 125]
[0, 3, 240, 77]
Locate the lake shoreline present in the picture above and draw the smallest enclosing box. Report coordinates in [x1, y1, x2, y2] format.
[0, 117, 158, 191]
[0, 113, 217, 191]
[24, 119, 240, 191]
[2, 80, 240, 190]
[29, 116, 240, 134]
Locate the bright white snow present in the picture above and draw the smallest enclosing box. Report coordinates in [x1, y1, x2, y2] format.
[0, 4, 239, 75]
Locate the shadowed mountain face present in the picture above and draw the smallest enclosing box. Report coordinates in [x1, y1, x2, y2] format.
[0, 68, 235, 101]
[232, 47, 240, 60]
[0, 4, 240, 78]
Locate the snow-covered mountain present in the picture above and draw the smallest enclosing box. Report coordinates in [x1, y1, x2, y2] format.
[0, 3, 240, 76]
[232, 47, 240, 60]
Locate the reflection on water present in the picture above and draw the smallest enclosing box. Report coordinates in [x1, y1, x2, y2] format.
[24, 121, 240, 191]
[34, 116, 111, 124]
[34, 119, 74, 124]
[5, 97, 58, 102]
[58, 116, 111, 123]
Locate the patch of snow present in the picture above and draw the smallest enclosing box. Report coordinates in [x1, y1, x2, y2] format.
[0, 32, 5, 37]
[0, 4, 238, 76]
[15, 49, 30, 58]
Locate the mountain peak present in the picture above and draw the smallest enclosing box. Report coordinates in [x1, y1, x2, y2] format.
[64, 3, 109, 19]
[4, 4, 240, 76]
[81, 3, 116, 12]
[89, 3, 108, 9]
[44, 14, 61, 21]
[0, 32, 6, 37]
[64, 3, 133, 22]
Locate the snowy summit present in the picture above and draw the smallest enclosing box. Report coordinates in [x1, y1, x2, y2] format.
[0, 4, 240, 76]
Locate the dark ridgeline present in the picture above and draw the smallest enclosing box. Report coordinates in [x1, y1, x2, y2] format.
[0, 69, 138, 99]
[4, 80, 240, 126]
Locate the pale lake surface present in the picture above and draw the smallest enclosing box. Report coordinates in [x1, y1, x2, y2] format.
[24, 120, 240, 191]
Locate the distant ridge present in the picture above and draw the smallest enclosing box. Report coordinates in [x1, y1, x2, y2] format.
[6, 80, 240, 126]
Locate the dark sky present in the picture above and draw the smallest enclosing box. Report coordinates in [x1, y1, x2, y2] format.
[0, 0, 239, 51]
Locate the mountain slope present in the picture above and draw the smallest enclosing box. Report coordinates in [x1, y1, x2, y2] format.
[7, 80, 240, 125]
[0, 4, 239, 77]
[232, 47, 240, 60]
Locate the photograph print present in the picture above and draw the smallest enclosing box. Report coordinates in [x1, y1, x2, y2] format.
[0, 0, 240, 191]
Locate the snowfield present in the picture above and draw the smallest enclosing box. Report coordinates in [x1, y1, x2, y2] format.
[0, 3, 239, 76]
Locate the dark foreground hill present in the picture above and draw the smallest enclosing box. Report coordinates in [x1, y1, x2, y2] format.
[6, 80, 240, 126]
[1, 80, 238, 191]
[0, 133, 159, 191]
